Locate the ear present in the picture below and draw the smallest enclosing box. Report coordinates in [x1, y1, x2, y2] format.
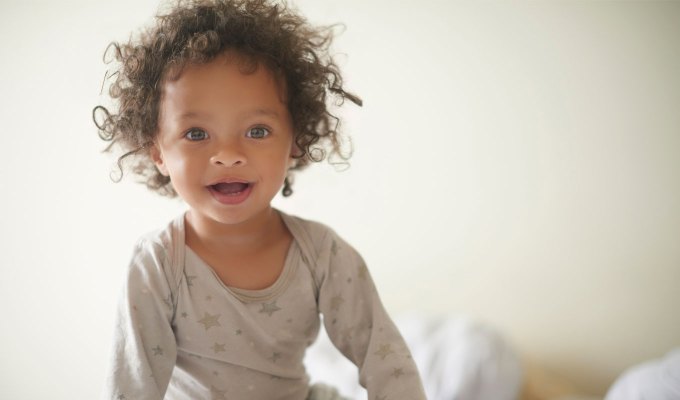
[289, 140, 303, 159]
[149, 143, 169, 176]
[288, 142, 303, 169]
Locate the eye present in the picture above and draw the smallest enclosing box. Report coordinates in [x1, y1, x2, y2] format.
[184, 128, 208, 141]
[246, 126, 270, 139]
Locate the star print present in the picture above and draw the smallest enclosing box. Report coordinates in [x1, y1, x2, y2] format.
[330, 294, 345, 311]
[211, 342, 226, 354]
[185, 275, 197, 287]
[259, 301, 282, 316]
[210, 385, 227, 399]
[269, 352, 282, 363]
[117, 395, 126, 400]
[341, 327, 353, 341]
[205, 295, 212, 302]
[358, 263, 368, 280]
[304, 325, 315, 336]
[181, 312, 188, 318]
[152, 345, 163, 356]
[331, 240, 338, 256]
[374, 344, 395, 360]
[347, 277, 353, 283]
[391, 368, 404, 379]
[235, 329, 242, 335]
[197, 312, 221, 331]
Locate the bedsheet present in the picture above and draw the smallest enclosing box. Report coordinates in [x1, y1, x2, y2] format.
[304, 314, 523, 400]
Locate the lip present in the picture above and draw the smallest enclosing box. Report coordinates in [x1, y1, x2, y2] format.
[206, 179, 254, 205]
[207, 177, 251, 186]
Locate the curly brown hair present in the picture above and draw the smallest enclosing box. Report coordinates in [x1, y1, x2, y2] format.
[93, 0, 361, 197]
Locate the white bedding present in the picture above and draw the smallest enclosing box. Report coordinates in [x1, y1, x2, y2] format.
[304, 314, 523, 400]
[605, 348, 680, 400]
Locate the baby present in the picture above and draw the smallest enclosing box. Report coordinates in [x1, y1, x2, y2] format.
[94, 1, 426, 399]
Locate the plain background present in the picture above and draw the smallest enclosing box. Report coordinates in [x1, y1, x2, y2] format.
[1, 0, 679, 398]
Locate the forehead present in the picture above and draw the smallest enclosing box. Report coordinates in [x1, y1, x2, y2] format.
[159, 52, 287, 116]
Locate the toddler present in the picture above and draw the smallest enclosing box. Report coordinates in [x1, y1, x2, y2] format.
[94, 1, 426, 399]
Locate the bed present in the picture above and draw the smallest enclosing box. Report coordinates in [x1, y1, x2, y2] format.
[304, 314, 523, 400]
[304, 314, 680, 400]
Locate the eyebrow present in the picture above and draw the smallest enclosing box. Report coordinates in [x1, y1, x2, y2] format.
[245, 108, 281, 118]
[177, 111, 207, 120]
[176, 108, 280, 120]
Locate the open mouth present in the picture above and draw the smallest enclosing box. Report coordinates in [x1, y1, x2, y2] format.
[207, 181, 253, 205]
[210, 182, 251, 195]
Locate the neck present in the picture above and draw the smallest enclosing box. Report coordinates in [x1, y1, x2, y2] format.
[185, 207, 284, 252]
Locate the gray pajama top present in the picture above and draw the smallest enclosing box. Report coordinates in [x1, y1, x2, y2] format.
[103, 211, 426, 400]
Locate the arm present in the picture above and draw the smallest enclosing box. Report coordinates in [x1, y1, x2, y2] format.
[317, 233, 427, 400]
[102, 238, 178, 400]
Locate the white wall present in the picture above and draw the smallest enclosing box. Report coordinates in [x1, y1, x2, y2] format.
[1, 1, 678, 398]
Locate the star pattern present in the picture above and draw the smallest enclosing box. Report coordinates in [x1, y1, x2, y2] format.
[259, 301, 282, 316]
[374, 343, 395, 360]
[163, 294, 172, 308]
[269, 352, 282, 363]
[304, 323, 315, 336]
[358, 263, 368, 280]
[210, 385, 227, 399]
[341, 326, 353, 342]
[330, 294, 345, 311]
[391, 367, 404, 379]
[197, 312, 221, 331]
[112, 223, 426, 399]
[212, 342, 226, 354]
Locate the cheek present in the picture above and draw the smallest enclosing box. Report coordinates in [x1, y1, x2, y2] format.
[164, 152, 195, 181]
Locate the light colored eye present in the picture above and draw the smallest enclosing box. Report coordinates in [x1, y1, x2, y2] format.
[185, 128, 208, 141]
[247, 126, 270, 139]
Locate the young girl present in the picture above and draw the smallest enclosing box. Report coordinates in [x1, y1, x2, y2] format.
[94, 1, 426, 399]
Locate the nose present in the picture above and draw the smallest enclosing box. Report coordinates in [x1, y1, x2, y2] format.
[210, 139, 247, 167]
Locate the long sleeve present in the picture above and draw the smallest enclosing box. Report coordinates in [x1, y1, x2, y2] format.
[102, 238, 178, 400]
[316, 232, 427, 400]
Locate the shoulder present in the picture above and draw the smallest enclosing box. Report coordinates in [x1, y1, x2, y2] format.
[126, 214, 185, 280]
[279, 210, 363, 265]
[137, 214, 180, 246]
[279, 210, 345, 249]
[281, 211, 336, 241]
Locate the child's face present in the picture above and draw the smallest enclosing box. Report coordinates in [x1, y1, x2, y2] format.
[151, 52, 294, 227]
